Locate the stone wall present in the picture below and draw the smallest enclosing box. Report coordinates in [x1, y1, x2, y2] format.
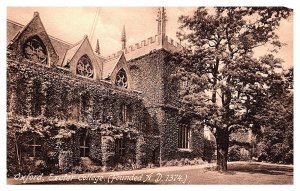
[128, 49, 166, 107]
[128, 49, 204, 163]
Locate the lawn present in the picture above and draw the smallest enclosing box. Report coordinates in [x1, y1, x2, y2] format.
[181, 162, 293, 184]
[26, 162, 293, 185]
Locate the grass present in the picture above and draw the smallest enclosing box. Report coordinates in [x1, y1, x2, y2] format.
[27, 162, 293, 185]
[183, 162, 293, 184]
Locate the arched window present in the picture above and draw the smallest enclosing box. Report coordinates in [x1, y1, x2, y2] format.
[115, 69, 128, 89]
[76, 55, 94, 78]
[23, 35, 48, 64]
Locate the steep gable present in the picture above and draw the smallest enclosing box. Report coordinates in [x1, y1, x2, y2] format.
[61, 35, 102, 80]
[110, 52, 133, 90]
[7, 12, 59, 66]
[102, 54, 121, 80]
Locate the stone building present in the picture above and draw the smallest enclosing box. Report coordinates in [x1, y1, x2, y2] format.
[6, 8, 204, 175]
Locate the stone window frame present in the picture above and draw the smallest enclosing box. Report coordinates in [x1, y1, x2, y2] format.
[115, 68, 128, 89]
[178, 126, 191, 150]
[79, 130, 90, 157]
[22, 35, 48, 65]
[76, 54, 94, 79]
[115, 138, 125, 157]
[24, 135, 42, 158]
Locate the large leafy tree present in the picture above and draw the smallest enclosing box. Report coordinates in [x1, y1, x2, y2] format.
[172, 7, 292, 170]
[254, 67, 293, 164]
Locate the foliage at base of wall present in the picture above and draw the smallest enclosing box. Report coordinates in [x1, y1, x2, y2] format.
[161, 157, 206, 167]
[203, 139, 216, 163]
[6, 113, 148, 176]
[136, 135, 160, 166]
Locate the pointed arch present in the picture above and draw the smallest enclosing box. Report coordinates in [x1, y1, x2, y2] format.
[76, 54, 94, 78]
[8, 12, 59, 65]
[115, 68, 128, 89]
[22, 35, 48, 64]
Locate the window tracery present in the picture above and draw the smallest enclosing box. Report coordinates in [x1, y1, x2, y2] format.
[115, 69, 128, 89]
[76, 55, 94, 78]
[23, 36, 48, 64]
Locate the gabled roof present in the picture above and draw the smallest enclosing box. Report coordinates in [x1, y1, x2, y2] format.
[7, 12, 59, 65]
[7, 19, 72, 66]
[61, 36, 86, 67]
[102, 52, 123, 80]
[7, 20, 23, 45]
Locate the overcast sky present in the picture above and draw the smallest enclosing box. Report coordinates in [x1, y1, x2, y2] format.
[7, 7, 293, 69]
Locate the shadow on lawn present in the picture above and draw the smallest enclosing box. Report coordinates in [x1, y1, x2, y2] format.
[204, 163, 293, 176]
[226, 163, 293, 176]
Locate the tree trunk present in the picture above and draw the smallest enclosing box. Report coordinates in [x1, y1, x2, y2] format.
[216, 128, 229, 171]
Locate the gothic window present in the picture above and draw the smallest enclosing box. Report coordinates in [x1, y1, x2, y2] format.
[115, 138, 125, 157]
[178, 126, 191, 149]
[24, 135, 42, 158]
[76, 55, 94, 78]
[23, 36, 48, 64]
[115, 69, 128, 89]
[80, 131, 90, 157]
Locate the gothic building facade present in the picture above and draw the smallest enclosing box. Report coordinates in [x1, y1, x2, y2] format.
[6, 8, 204, 175]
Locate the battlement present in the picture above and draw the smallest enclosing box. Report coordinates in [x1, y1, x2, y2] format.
[106, 34, 185, 61]
[164, 35, 185, 52]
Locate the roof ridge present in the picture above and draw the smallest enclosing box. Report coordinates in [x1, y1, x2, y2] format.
[7, 18, 72, 46]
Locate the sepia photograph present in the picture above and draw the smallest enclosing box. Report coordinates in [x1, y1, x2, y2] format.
[5, 5, 293, 186]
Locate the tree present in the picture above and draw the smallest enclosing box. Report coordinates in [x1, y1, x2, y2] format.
[172, 7, 292, 170]
[254, 67, 293, 164]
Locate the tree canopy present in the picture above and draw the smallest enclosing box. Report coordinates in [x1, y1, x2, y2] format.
[172, 7, 292, 170]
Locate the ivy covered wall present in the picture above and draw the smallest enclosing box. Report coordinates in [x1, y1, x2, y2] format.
[7, 51, 159, 175]
[128, 49, 205, 162]
[7, 47, 205, 176]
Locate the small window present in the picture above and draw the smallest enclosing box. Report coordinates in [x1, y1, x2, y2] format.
[23, 36, 48, 64]
[80, 131, 90, 157]
[115, 69, 128, 89]
[122, 105, 133, 122]
[24, 136, 42, 158]
[76, 55, 94, 78]
[178, 126, 191, 149]
[115, 138, 125, 157]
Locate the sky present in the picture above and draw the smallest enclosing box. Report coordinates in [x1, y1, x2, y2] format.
[7, 7, 293, 69]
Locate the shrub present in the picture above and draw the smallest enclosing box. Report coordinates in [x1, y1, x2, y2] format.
[228, 146, 241, 161]
[203, 139, 216, 163]
[194, 157, 204, 165]
[58, 150, 73, 173]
